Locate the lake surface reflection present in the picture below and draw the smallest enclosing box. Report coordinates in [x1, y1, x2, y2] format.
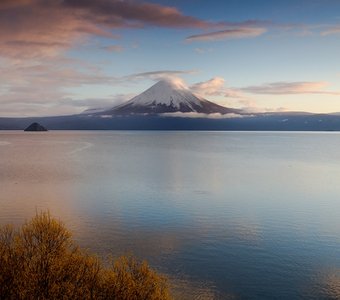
[1, 131, 340, 299]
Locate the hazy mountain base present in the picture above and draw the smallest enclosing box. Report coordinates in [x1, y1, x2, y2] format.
[1, 113, 340, 131]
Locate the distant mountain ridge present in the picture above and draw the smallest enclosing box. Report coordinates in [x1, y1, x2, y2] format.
[90, 80, 239, 115]
[3, 80, 340, 131]
[3, 112, 340, 131]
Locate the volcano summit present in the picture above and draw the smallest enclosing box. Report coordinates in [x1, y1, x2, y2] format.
[96, 80, 237, 116]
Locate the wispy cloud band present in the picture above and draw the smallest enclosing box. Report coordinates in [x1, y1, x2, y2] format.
[186, 27, 267, 42]
[242, 81, 340, 95]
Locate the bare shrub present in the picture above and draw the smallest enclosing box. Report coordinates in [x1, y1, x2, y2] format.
[0, 212, 171, 300]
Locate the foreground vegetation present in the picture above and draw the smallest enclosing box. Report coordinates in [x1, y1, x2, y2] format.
[0, 212, 171, 300]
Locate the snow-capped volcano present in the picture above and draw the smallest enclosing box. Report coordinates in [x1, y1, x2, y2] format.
[100, 79, 237, 115]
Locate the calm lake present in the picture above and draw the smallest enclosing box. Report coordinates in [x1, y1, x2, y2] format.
[1, 131, 340, 299]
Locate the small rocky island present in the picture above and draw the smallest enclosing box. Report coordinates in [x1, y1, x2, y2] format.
[24, 122, 48, 132]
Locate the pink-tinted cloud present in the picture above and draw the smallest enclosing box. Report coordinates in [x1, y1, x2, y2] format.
[190, 77, 244, 98]
[186, 27, 266, 42]
[242, 81, 340, 95]
[0, 0, 34, 9]
[63, 0, 210, 29]
[103, 45, 124, 52]
[321, 25, 340, 36]
[191, 77, 225, 95]
[0, 2, 89, 58]
[0, 0, 214, 58]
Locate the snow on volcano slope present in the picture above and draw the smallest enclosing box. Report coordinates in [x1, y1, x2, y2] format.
[101, 80, 238, 115]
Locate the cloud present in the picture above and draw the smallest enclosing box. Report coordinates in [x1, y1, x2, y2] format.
[62, 93, 136, 111]
[161, 112, 245, 119]
[0, 0, 213, 59]
[194, 47, 213, 54]
[0, 0, 33, 10]
[186, 27, 267, 42]
[321, 25, 340, 36]
[191, 77, 225, 95]
[241, 81, 340, 95]
[0, 59, 196, 116]
[125, 73, 191, 90]
[185, 19, 319, 42]
[0, 2, 103, 58]
[63, 0, 210, 29]
[0, 57, 120, 116]
[0, 2, 277, 59]
[190, 77, 244, 98]
[103, 45, 124, 52]
[126, 70, 197, 81]
[0, 1, 315, 59]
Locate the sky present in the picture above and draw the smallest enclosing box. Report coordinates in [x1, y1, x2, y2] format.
[1, 0, 340, 116]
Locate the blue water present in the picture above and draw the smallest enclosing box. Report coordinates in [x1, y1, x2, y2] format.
[1, 131, 340, 299]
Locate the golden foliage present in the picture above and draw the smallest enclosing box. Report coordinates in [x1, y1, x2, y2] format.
[0, 212, 171, 300]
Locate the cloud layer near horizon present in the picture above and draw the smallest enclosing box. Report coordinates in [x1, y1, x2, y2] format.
[242, 81, 340, 95]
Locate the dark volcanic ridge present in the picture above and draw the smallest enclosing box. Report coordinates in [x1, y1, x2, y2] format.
[24, 122, 48, 131]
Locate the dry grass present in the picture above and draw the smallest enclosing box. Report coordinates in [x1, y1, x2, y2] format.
[0, 212, 171, 300]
